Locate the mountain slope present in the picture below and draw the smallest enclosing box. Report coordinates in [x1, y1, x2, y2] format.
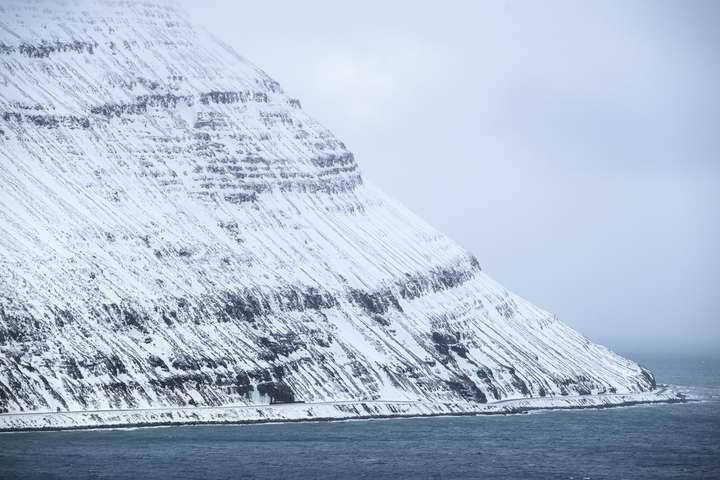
[0, 0, 662, 426]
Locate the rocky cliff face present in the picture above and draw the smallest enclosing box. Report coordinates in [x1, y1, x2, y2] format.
[0, 0, 655, 416]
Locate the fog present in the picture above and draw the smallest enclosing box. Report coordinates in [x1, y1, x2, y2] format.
[181, 0, 719, 356]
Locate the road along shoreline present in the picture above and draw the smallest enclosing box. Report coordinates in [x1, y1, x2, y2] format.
[0, 388, 688, 433]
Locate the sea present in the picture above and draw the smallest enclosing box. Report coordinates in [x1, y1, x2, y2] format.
[1, 355, 718, 479]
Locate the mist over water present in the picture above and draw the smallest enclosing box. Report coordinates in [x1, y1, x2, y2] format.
[180, 0, 720, 357]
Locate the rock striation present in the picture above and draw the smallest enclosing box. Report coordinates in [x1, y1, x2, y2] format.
[0, 0, 664, 429]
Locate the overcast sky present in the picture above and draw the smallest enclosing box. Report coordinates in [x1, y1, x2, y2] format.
[181, 0, 719, 357]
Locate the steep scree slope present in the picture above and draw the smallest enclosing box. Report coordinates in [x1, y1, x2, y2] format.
[0, 0, 656, 416]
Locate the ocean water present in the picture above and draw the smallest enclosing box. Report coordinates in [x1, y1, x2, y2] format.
[1, 356, 718, 479]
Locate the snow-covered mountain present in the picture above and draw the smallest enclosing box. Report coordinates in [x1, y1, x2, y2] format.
[0, 0, 666, 429]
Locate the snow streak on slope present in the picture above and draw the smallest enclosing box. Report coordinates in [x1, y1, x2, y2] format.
[0, 0, 658, 419]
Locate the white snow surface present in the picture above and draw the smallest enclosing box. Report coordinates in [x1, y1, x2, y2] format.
[0, 0, 666, 429]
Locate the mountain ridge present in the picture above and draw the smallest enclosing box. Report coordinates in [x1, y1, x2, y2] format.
[0, 0, 669, 429]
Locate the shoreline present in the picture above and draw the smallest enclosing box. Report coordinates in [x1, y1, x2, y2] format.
[0, 388, 688, 433]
